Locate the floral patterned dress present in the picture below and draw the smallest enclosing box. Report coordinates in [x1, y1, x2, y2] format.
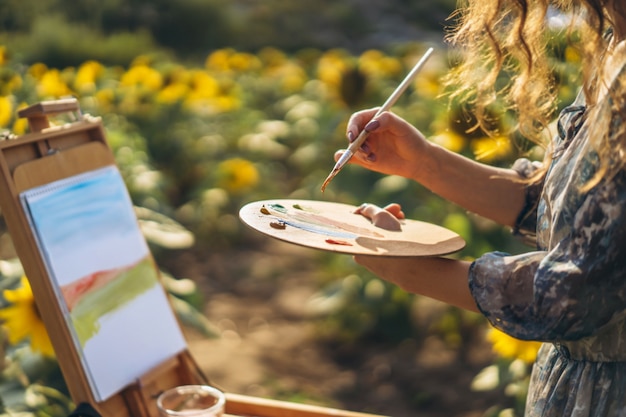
[468, 53, 626, 416]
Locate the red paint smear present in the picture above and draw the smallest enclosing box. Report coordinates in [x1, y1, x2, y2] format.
[325, 238, 353, 246]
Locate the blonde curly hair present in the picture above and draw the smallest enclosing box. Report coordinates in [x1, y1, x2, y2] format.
[443, 0, 626, 189]
[443, 0, 611, 144]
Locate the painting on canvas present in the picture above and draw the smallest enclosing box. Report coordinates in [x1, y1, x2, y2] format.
[20, 165, 186, 402]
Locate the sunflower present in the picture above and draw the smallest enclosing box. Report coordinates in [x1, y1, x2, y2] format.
[487, 327, 542, 364]
[0, 277, 55, 357]
[471, 135, 512, 162]
[216, 158, 259, 194]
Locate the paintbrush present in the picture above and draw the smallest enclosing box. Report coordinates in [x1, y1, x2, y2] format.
[321, 47, 434, 192]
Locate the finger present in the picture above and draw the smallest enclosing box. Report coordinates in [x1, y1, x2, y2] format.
[346, 108, 381, 141]
[383, 203, 405, 219]
[356, 203, 404, 219]
[355, 141, 375, 162]
[333, 149, 345, 162]
[354, 203, 401, 231]
[361, 204, 380, 220]
[363, 119, 380, 133]
[347, 124, 376, 158]
[354, 203, 377, 218]
[334, 149, 376, 164]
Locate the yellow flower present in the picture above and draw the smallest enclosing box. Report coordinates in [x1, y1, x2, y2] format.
[281, 70, 306, 92]
[0, 95, 12, 128]
[94, 88, 115, 112]
[216, 158, 259, 193]
[28, 63, 48, 80]
[184, 71, 239, 114]
[205, 48, 235, 72]
[564, 46, 581, 64]
[37, 69, 73, 99]
[358, 50, 402, 78]
[358, 49, 385, 75]
[120, 64, 163, 91]
[213, 94, 240, 112]
[0, 277, 55, 357]
[206, 49, 261, 73]
[430, 130, 466, 153]
[75, 60, 104, 93]
[12, 117, 28, 135]
[228, 52, 262, 72]
[165, 66, 192, 85]
[11, 102, 29, 135]
[191, 71, 220, 96]
[471, 135, 512, 162]
[317, 49, 350, 88]
[270, 62, 307, 93]
[415, 71, 442, 99]
[487, 327, 541, 364]
[157, 82, 189, 104]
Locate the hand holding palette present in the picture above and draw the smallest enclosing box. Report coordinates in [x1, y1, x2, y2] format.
[239, 199, 465, 256]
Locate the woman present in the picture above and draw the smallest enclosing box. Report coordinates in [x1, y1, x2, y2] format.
[335, 1, 626, 415]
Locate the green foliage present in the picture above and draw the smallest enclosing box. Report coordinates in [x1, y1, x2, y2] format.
[1, 14, 161, 67]
[308, 274, 415, 345]
[88, 0, 234, 59]
[0, 0, 458, 67]
[0, 0, 55, 32]
[472, 359, 533, 417]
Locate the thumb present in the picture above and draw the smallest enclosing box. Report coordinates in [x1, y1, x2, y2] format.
[333, 149, 346, 162]
[334, 149, 373, 166]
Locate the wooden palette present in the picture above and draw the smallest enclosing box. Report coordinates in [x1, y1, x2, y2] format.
[239, 199, 465, 256]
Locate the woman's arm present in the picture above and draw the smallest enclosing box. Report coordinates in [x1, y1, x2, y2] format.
[339, 109, 528, 227]
[416, 142, 527, 227]
[339, 109, 534, 313]
[354, 255, 479, 312]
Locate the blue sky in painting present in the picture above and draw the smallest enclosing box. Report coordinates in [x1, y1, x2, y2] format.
[22, 166, 148, 286]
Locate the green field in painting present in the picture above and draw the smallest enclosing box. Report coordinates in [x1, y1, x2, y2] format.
[69, 256, 159, 346]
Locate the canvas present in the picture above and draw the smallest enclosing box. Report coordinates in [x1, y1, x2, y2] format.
[20, 165, 187, 402]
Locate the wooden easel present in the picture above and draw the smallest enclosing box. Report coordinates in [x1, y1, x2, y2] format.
[0, 99, 387, 417]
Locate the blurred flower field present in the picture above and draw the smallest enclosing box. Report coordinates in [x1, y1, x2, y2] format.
[0, 41, 581, 250]
[0, 37, 582, 416]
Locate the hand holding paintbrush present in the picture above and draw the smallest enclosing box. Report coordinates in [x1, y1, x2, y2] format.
[321, 47, 434, 192]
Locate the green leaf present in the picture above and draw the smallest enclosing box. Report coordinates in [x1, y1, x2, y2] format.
[135, 206, 195, 249]
[168, 296, 219, 339]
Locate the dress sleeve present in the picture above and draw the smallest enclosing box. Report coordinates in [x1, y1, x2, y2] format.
[469, 67, 626, 342]
[510, 158, 545, 245]
[469, 169, 626, 341]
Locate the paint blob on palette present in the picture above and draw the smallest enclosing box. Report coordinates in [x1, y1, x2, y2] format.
[239, 199, 465, 256]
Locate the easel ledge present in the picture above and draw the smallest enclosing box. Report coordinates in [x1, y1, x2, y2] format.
[224, 394, 389, 417]
[0, 99, 389, 417]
